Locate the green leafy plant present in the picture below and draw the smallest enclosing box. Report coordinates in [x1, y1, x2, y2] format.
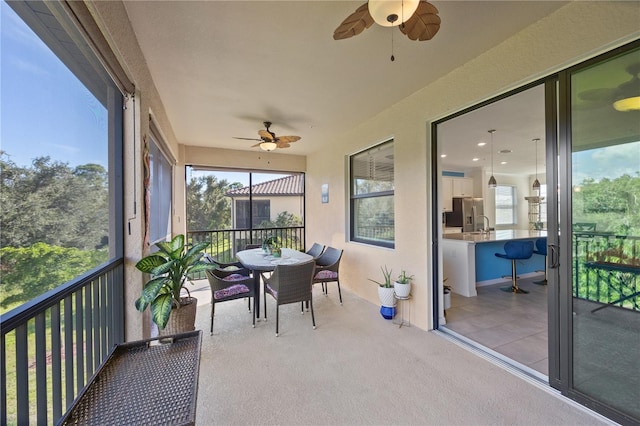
[135, 234, 216, 329]
[396, 270, 414, 284]
[368, 265, 393, 288]
[263, 235, 281, 249]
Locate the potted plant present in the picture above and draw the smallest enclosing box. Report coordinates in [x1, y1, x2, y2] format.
[135, 234, 216, 335]
[368, 265, 396, 319]
[443, 278, 451, 311]
[262, 235, 281, 255]
[270, 239, 282, 258]
[394, 270, 413, 298]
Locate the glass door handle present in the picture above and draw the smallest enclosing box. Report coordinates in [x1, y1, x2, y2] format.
[549, 244, 560, 269]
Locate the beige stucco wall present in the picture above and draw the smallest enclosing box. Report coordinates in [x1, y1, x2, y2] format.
[90, 0, 639, 336]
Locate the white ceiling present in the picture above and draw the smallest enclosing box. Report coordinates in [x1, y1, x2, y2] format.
[122, 1, 569, 162]
[438, 84, 546, 176]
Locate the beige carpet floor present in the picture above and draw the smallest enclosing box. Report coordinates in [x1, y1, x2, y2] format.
[187, 279, 612, 425]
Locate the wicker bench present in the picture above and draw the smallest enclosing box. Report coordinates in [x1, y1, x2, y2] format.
[57, 331, 202, 426]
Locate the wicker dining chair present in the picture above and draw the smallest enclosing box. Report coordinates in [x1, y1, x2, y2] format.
[312, 246, 344, 304]
[261, 260, 316, 336]
[206, 268, 256, 335]
[305, 243, 326, 259]
[203, 252, 253, 309]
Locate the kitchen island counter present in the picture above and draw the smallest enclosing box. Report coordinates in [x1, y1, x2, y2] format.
[442, 230, 546, 297]
[443, 229, 546, 243]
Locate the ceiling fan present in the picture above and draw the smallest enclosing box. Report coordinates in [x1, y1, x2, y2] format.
[333, 0, 440, 42]
[577, 63, 640, 112]
[233, 121, 301, 151]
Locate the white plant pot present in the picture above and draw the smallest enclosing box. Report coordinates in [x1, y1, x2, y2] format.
[394, 281, 411, 298]
[378, 286, 396, 307]
[444, 290, 451, 310]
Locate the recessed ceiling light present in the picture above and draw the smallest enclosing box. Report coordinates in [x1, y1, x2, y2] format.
[441, 154, 447, 158]
[501, 161, 508, 165]
[472, 158, 479, 162]
[477, 142, 486, 147]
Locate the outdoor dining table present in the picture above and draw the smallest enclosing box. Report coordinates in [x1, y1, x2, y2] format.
[236, 248, 314, 319]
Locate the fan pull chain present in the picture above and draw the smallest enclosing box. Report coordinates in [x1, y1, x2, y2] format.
[390, 27, 395, 62]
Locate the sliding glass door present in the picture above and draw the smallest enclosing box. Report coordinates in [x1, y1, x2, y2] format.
[558, 44, 639, 423]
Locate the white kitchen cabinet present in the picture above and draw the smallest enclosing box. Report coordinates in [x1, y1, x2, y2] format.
[452, 177, 474, 197]
[442, 177, 453, 212]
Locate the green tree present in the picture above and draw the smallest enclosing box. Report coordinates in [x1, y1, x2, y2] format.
[257, 211, 303, 228]
[0, 243, 108, 312]
[573, 173, 640, 235]
[0, 153, 108, 250]
[186, 175, 242, 230]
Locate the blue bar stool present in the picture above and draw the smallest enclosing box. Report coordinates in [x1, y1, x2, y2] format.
[495, 240, 534, 294]
[533, 237, 547, 285]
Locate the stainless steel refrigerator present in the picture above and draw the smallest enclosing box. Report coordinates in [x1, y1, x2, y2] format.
[445, 197, 485, 232]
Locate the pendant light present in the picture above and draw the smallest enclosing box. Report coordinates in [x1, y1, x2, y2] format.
[488, 129, 497, 188]
[532, 138, 541, 190]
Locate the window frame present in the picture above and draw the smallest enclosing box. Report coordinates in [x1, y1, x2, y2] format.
[349, 139, 395, 249]
[147, 127, 174, 245]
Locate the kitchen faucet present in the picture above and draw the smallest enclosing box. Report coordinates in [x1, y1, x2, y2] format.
[477, 215, 491, 234]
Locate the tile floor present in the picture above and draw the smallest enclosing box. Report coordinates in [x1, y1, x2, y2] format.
[442, 275, 549, 376]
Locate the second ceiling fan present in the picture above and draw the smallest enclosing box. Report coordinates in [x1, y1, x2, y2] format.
[234, 121, 301, 151]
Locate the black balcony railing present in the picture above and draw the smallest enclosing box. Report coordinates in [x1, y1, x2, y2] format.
[187, 226, 305, 278]
[0, 259, 125, 425]
[573, 232, 639, 312]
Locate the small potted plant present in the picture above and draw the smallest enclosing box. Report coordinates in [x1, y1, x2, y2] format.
[368, 265, 396, 319]
[262, 235, 280, 255]
[264, 236, 282, 257]
[271, 240, 282, 258]
[394, 270, 413, 298]
[443, 278, 451, 311]
[135, 234, 217, 335]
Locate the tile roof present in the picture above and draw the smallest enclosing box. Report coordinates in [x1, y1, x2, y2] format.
[226, 174, 303, 197]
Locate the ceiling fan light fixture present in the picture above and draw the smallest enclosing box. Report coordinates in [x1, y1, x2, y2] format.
[613, 96, 640, 111]
[368, 0, 419, 27]
[260, 141, 277, 151]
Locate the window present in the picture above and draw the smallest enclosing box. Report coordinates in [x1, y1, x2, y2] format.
[236, 200, 270, 228]
[495, 185, 517, 226]
[148, 126, 173, 245]
[0, 1, 123, 313]
[350, 140, 395, 248]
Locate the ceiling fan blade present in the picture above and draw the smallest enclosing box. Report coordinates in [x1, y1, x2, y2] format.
[258, 129, 274, 140]
[333, 3, 373, 40]
[578, 87, 615, 102]
[276, 141, 291, 149]
[234, 137, 262, 141]
[400, 1, 441, 41]
[251, 142, 262, 148]
[276, 135, 301, 143]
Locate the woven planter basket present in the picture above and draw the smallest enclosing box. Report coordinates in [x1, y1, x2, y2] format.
[159, 297, 198, 336]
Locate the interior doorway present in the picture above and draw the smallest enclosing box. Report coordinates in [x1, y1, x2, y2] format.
[433, 40, 640, 424]
[435, 83, 549, 377]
